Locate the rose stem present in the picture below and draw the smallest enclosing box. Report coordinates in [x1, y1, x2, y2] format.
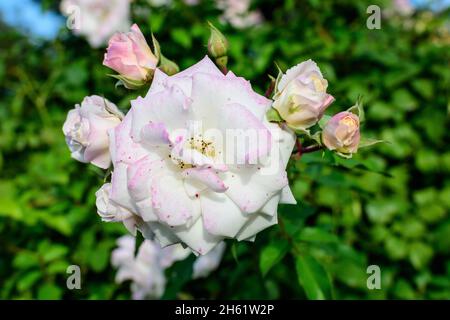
[293, 137, 322, 159]
[264, 80, 275, 98]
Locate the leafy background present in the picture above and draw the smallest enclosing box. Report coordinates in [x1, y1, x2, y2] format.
[0, 0, 449, 299]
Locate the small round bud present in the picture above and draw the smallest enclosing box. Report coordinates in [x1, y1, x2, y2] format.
[207, 22, 229, 59]
[159, 55, 180, 76]
[322, 111, 360, 154]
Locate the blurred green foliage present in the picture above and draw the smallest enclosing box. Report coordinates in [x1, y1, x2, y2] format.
[0, 0, 449, 299]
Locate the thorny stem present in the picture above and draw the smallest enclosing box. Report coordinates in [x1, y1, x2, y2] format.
[301, 144, 322, 154]
[264, 80, 275, 98]
[294, 137, 323, 159]
[293, 138, 303, 160]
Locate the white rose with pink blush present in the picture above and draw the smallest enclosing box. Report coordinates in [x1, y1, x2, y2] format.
[63, 95, 123, 169]
[96, 56, 296, 255]
[111, 235, 226, 299]
[273, 60, 335, 131]
[60, 0, 131, 48]
[322, 111, 360, 155]
[217, 0, 264, 29]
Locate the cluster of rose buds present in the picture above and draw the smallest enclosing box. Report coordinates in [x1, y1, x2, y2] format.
[271, 60, 362, 157]
[63, 22, 376, 256]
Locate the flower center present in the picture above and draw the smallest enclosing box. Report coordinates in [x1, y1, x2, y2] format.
[341, 116, 357, 129]
[310, 74, 326, 93]
[188, 135, 216, 158]
[169, 133, 218, 170]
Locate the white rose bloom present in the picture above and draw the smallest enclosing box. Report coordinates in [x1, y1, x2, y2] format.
[273, 59, 334, 130]
[193, 241, 226, 279]
[111, 236, 226, 299]
[95, 183, 140, 235]
[217, 0, 264, 29]
[60, 0, 131, 48]
[97, 56, 296, 256]
[63, 95, 123, 169]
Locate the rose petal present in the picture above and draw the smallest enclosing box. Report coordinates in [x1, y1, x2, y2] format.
[200, 191, 247, 237]
[181, 168, 228, 193]
[150, 175, 200, 227]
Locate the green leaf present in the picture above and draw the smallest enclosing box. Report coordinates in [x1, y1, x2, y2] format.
[13, 252, 40, 270]
[170, 28, 192, 49]
[149, 12, 165, 33]
[88, 241, 112, 273]
[385, 236, 408, 260]
[295, 253, 331, 300]
[259, 239, 289, 277]
[163, 255, 195, 299]
[17, 271, 42, 292]
[409, 242, 433, 270]
[297, 227, 339, 244]
[358, 137, 385, 149]
[47, 261, 70, 274]
[273, 62, 284, 93]
[37, 283, 63, 300]
[347, 96, 365, 123]
[318, 115, 331, 129]
[151, 33, 161, 61]
[42, 245, 68, 263]
[0, 181, 22, 220]
[231, 241, 239, 264]
[266, 108, 283, 122]
[411, 79, 433, 99]
[109, 74, 146, 90]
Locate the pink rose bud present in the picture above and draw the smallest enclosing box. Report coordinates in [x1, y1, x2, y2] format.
[63, 95, 123, 169]
[273, 60, 335, 130]
[103, 24, 158, 84]
[322, 111, 360, 154]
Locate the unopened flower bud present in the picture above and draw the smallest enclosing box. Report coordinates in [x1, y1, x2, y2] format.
[207, 22, 229, 59]
[103, 24, 158, 89]
[273, 60, 334, 130]
[322, 111, 360, 155]
[63, 95, 123, 169]
[158, 55, 180, 76]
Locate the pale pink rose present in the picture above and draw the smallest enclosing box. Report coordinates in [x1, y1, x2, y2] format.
[96, 56, 296, 255]
[394, 0, 414, 15]
[60, 0, 131, 48]
[193, 241, 226, 279]
[111, 236, 169, 299]
[322, 112, 360, 154]
[217, 0, 264, 29]
[95, 183, 141, 235]
[273, 60, 335, 130]
[184, 0, 200, 5]
[111, 235, 225, 299]
[103, 24, 158, 82]
[63, 95, 123, 169]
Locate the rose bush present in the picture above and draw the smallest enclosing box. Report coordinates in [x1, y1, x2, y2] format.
[3, 0, 447, 301]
